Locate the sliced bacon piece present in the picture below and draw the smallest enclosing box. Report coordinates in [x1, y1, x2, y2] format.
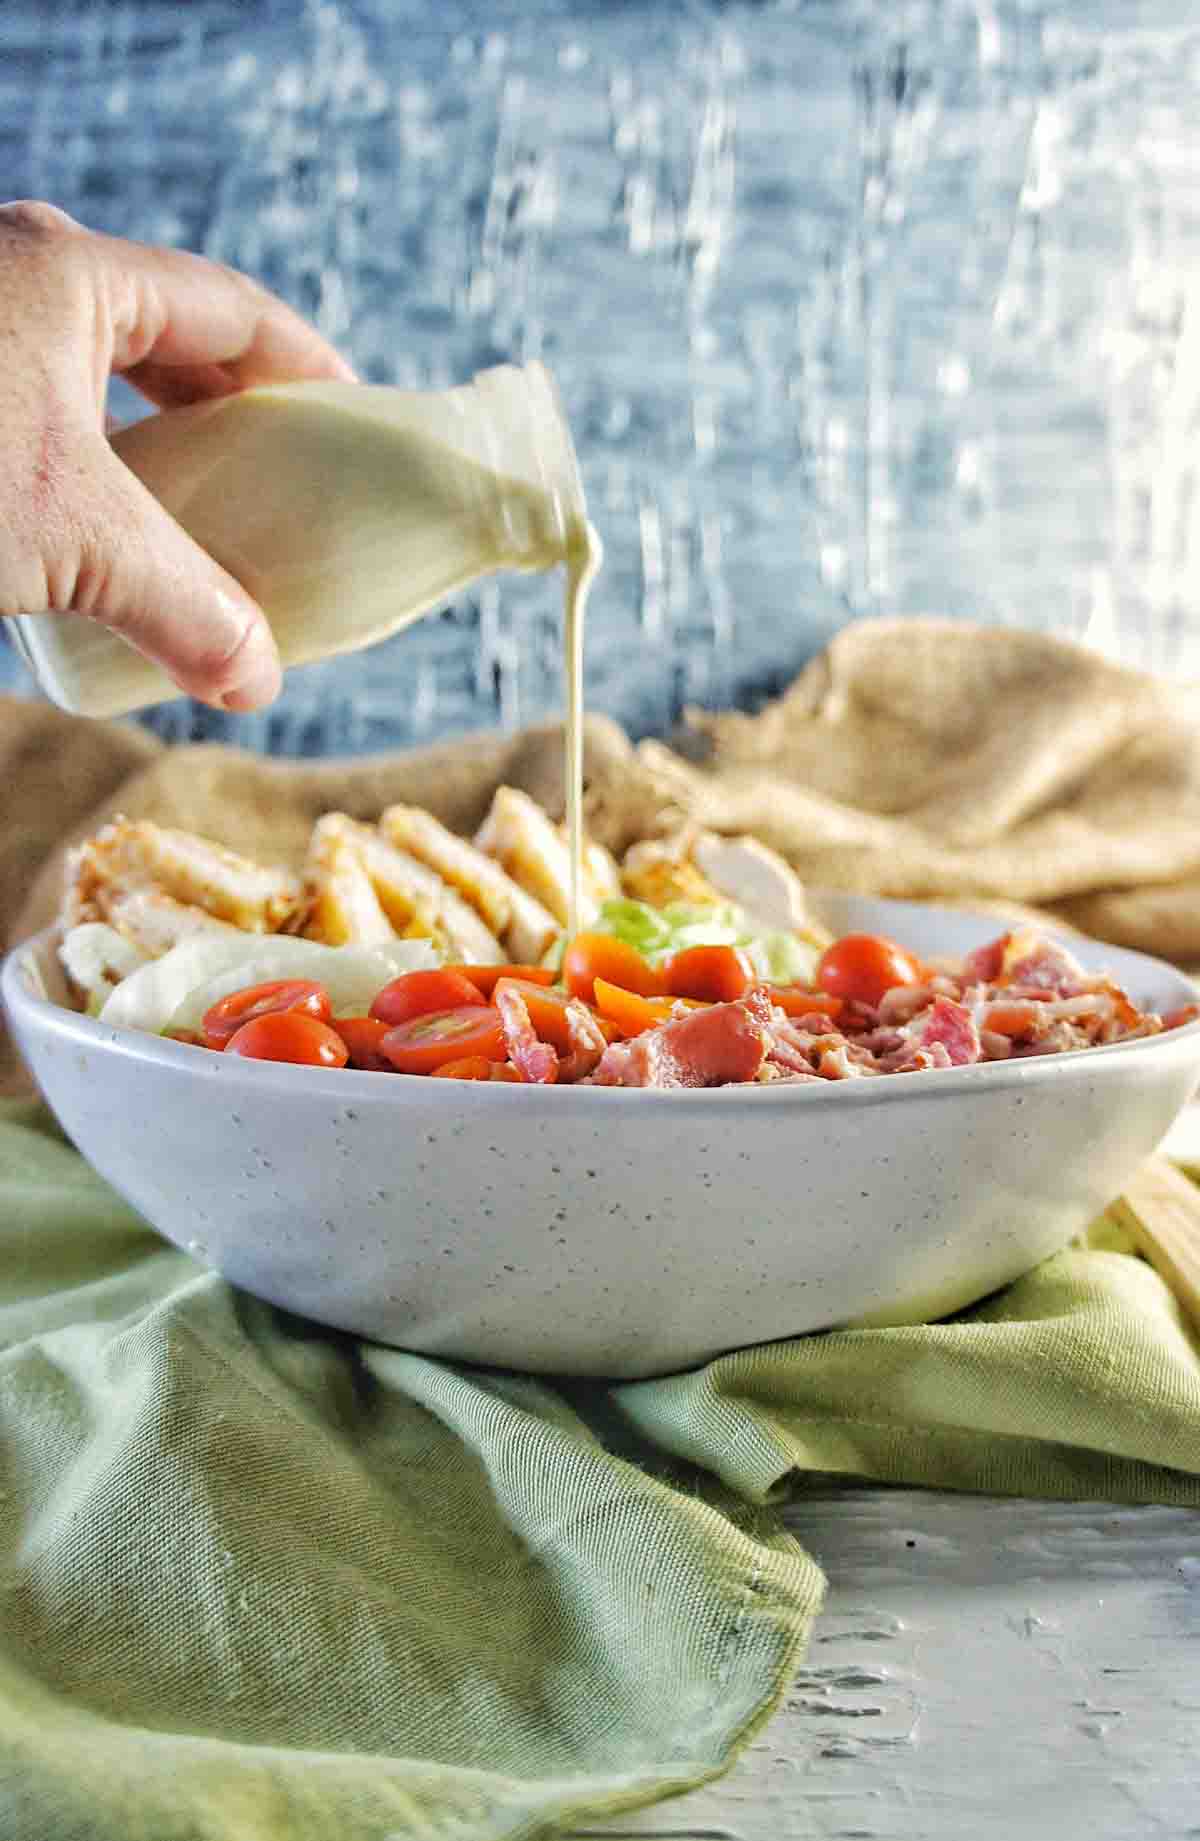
[816, 1041, 873, 1079]
[588, 1000, 768, 1089]
[999, 932, 1088, 995]
[766, 1034, 815, 1077]
[903, 995, 982, 1067]
[556, 1000, 608, 1084]
[877, 982, 938, 1026]
[1010, 1019, 1092, 1057]
[494, 983, 558, 1085]
[588, 1038, 638, 1086]
[1088, 977, 1141, 1027]
[963, 935, 1008, 984]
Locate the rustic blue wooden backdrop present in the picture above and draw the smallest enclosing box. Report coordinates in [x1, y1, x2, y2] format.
[3, 1, 1198, 756]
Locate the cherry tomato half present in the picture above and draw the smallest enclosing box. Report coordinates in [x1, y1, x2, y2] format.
[591, 979, 705, 1038]
[335, 1015, 394, 1071]
[762, 985, 844, 1022]
[380, 1006, 506, 1076]
[449, 963, 556, 999]
[490, 978, 583, 1053]
[562, 933, 666, 1005]
[816, 934, 921, 1009]
[430, 1055, 523, 1081]
[202, 979, 332, 1050]
[369, 968, 486, 1028]
[225, 1011, 349, 1067]
[662, 944, 752, 1005]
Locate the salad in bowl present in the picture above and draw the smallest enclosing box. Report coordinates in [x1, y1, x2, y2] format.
[8, 793, 1200, 1374]
[53, 791, 1194, 1093]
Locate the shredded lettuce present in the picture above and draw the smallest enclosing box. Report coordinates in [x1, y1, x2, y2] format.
[592, 899, 819, 986]
[99, 934, 438, 1037]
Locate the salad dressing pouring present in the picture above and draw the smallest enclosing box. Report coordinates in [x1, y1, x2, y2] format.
[5, 361, 598, 936]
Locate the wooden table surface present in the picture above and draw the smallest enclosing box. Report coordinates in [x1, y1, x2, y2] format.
[576, 1488, 1200, 1840]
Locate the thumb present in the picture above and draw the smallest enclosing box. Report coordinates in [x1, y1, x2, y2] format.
[70, 432, 282, 711]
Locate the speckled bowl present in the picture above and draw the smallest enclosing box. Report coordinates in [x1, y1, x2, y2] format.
[5, 896, 1200, 1378]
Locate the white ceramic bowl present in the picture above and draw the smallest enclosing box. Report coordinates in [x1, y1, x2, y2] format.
[6, 896, 1200, 1378]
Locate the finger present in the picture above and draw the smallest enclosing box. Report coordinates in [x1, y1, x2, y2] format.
[120, 360, 240, 412]
[88, 229, 357, 397]
[65, 432, 282, 710]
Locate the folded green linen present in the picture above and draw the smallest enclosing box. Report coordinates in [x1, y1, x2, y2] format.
[2, 1097, 1199, 1841]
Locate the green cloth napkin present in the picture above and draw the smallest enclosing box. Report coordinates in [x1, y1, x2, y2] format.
[3, 1098, 1200, 1841]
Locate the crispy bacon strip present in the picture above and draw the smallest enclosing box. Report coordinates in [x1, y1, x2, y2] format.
[494, 984, 559, 1085]
[558, 1000, 607, 1083]
[590, 1000, 768, 1089]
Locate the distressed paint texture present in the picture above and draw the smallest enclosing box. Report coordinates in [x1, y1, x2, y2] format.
[573, 1491, 1200, 1840]
[2, 0, 1199, 760]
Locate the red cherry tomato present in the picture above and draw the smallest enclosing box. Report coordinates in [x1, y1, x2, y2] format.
[490, 979, 584, 1053]
[225, 1011, 349, 1067]
[449, 964, 556, 999]
[202, 979, 332, 1050]
[816, 934, 921, 1008]
[662, 944, 753, 1004]
[562, 933, 666, 1005]
[369, 968, 486, 1028]
[335, 1015, 394, 1071]
[380, 1006, 506, 1076]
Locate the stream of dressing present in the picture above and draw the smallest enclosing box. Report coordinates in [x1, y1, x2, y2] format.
[562, 520, 603, 943]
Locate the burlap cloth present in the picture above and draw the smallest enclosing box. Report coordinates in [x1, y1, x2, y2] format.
[5, 617, 1200, 1090]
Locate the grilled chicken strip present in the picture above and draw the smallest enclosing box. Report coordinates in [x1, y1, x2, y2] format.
[381, 801, 558, 961]
[619, 833, 727, 910]
[472, 786, 602, 931]
[302, 819, 396, 948]
[88, 885, 244, 957]
[305, 815, 505, 963]
[64, 816, 302, 935]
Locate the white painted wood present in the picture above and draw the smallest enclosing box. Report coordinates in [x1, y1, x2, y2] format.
[572, 1490, 1200, 1840]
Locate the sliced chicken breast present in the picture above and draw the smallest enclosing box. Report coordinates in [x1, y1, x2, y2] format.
[302, 819, 396, 948]
[691, 832, 818, 937]
[310, 814, 505, 964]
[382, 801, 557, 960]
[93, 886, 244, 957]
[473, 786, 600, 931]
[65, 816, 301, 935]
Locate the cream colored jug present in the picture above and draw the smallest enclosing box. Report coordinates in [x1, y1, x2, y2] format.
[5, 361, 590, 721]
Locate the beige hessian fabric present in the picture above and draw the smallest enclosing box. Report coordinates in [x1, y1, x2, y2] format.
[9, 618, 1200, 964]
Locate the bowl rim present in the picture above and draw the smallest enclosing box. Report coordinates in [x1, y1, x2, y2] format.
[6, 918, 1200, 1116]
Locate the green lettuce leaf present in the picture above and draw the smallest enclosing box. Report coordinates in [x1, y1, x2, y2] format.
[592, 899, 820, 986]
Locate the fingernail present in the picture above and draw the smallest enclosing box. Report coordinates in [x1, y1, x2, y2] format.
[221, 656, 282, 710]
[218, 610, 282, 711]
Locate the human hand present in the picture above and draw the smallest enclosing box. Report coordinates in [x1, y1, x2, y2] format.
[0, 201, 356, 711]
